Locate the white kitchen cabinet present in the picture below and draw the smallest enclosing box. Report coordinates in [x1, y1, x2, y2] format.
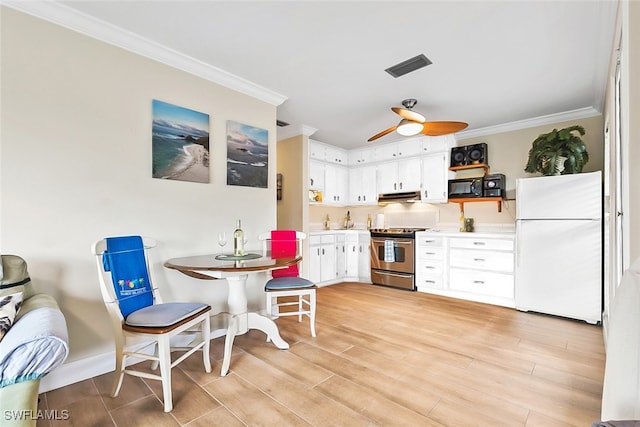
[310, 231, 371, 284]
[421, 152, 452, 203]
[348, 165, 377, 205]
[374, 137, 423, 161]
[309, 159, 324, 191]
[324, 164, 348, 205]
[309, 139, 325, 160]
[324, 145, 348, 165]
[414, 232, 515, 307]
[309, 234, 337, 283]
[357, 232, 371, 282]
[344, 232, 359, 279]
[448, 235, 515, 307]
[335, 233, 346, 279]
[421, 135, 454, 154]
[415, 233, 447, 291]
[348, 147, 374, 165]
[377, 158, 421, 194]
[396, 138, 424, 158]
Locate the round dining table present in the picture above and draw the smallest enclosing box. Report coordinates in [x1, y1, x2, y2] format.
[163, 252, 301, 376]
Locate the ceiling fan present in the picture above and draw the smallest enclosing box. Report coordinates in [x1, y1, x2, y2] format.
[368, 98, 468, 142]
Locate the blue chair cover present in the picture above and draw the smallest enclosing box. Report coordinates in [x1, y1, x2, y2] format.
[103, 236, 154, 318]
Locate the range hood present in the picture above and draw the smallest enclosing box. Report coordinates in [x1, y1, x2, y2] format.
[377, 191, 422, 205]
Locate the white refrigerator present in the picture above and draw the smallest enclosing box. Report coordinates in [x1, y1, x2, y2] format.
[515, 171, 602, 324]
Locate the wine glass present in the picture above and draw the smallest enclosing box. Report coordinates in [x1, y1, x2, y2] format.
[217, 232, 227, 253]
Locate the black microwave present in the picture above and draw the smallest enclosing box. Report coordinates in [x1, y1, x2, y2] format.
[448, 177, 483, 198]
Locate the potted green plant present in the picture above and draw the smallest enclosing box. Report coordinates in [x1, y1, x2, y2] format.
[524, 125, 589, 175]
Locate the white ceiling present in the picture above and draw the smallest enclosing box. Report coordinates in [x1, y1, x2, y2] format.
[9, 1, 618, 149]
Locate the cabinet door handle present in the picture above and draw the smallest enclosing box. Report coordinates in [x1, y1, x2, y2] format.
[425, 252, 436, 255]
[473, 258, 486, 262]
[425, 266, 435, 269]
[322, 248, 325, 255]
[472, 242, 486, 246]
[473, 280, 485, 284]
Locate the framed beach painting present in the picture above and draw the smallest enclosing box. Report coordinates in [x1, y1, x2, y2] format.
[226, 120, 268, 188]
[152, 99, 210, 183]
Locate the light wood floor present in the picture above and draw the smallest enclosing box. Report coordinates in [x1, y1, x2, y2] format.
[37, 282, 605, 426]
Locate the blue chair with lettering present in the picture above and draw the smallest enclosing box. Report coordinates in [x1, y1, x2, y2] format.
[92, 236, 212, 412]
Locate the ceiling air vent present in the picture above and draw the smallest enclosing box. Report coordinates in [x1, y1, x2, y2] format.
[385, 54, 432, 78]
[276, 120, 290, 127]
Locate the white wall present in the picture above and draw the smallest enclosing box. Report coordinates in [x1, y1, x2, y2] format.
[1, 7, 277, 376]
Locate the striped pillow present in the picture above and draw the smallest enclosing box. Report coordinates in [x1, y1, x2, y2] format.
[0, 292, 23, 342]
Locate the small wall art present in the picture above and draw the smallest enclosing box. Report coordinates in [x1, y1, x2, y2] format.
[276, 173, 283, 200]
[226, 120, 268, 188]
[152, 99, 210, 183]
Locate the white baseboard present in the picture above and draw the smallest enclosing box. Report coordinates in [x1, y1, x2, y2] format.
[39, 328, 228, 393]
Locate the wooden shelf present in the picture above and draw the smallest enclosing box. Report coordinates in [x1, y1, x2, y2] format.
[448, 197, 503, 213]
[449, 163, 490, 174]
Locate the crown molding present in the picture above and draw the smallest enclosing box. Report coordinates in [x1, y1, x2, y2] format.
[456, 107, 602, 140]
[277, 124, 318, 141]
[2, 0, 288, 106]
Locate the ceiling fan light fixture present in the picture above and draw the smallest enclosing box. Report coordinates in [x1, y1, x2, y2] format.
[396, 119, 423, 136]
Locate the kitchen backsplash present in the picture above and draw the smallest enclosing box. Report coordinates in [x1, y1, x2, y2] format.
[309, 199, 516, 231]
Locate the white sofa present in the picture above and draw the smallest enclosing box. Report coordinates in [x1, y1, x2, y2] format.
[599, 257, 640, 422]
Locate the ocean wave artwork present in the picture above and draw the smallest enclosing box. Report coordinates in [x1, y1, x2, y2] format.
[226, 120, 268, 188]
[152, 99, 210, 183]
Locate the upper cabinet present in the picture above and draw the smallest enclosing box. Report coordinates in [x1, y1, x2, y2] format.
[377, 157, 422, 194]
[349, 165, 377, 205]
[324, 145, 348, 165]
[348, 147, 374, 166]
[309, 139, 325, 160]
[309, 139, 347, 164]
[421, 152, 453, 203]
[421, 135, 455, 154]
[309, 160, 325, 191]
[374, 136, 424, 161]
[308, 135, 454, 206]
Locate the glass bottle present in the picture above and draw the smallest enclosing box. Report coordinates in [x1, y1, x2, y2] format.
[233, 219, 245, 256]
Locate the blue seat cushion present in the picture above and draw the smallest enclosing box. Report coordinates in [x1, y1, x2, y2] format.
[265, 276, 315, 290]
[125, 302, 209, 327]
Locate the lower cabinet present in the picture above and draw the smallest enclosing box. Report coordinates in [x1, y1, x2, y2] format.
[415, 235, 446, 291]
[310, 231, 371, 285]
[415, 232, 515, 307]
[309, 234, 337, 284]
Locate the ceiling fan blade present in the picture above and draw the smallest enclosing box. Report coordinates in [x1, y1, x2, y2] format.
[368, 125, 398, 142]
[391, 107, 426, 123]
[420, 121, 469, 136]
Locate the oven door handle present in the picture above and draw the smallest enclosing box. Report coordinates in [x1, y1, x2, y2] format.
[372, 270, 413, 279]
[371, 239, 413, 245]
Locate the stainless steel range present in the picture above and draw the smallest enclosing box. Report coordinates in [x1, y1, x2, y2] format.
[370, 228, 426, 290]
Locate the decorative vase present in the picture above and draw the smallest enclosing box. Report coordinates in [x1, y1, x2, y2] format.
[554, 155, 567, 175]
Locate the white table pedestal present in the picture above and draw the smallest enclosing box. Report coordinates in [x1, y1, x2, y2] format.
[220, 274, 288, 376]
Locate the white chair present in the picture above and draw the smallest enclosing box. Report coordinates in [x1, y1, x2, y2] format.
[258, 230, 316, 337]
[91, 236, 212, 412]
